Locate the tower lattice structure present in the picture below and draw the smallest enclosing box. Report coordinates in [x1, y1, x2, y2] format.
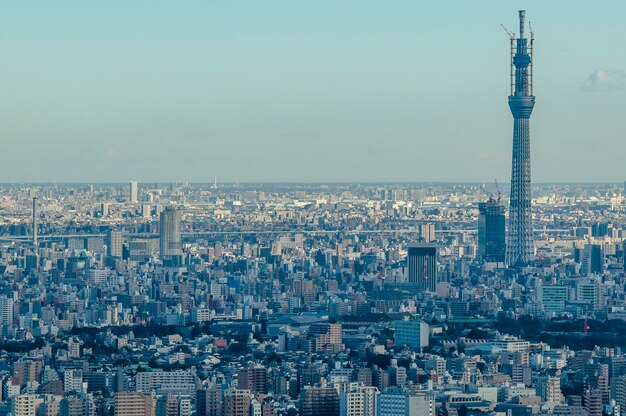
[506, 10, 535, 267]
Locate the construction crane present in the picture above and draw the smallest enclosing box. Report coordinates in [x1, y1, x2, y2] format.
[495, 179, 502, 203]
[500, 24, 514, 39]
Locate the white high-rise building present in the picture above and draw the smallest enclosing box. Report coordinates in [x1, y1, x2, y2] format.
[129, 181, 138, 204]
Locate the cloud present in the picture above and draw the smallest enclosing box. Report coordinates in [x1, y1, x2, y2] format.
[581, 69, 626, 92]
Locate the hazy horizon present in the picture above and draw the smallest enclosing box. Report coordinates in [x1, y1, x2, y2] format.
[2, 1, 625, 183]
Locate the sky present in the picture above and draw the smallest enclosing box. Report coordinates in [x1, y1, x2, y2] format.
[1, 1, 625, 183]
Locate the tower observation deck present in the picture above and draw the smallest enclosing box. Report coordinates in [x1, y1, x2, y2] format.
[506, 10, 535, 267]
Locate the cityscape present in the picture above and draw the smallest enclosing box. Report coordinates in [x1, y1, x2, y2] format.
[1, 5, 626, 416]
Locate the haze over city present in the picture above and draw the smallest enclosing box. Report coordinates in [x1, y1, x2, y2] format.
[1, 1, 625, 183]
[2, 4, 626, 416]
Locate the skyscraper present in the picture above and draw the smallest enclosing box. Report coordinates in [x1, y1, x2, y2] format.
[506, 10, 535, 267]
[160, 205, 182, 266]
[407, 243, 437, 292]
[107, 229, 123, 258]
[129, 181, 138, 204]
[478, 198, 506, 262]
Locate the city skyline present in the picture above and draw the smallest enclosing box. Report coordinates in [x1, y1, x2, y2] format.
[1, 1, 625, 183]
[1, 5, 626, 416]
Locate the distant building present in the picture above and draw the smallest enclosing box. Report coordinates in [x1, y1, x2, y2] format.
[129, 181, 138, 204]
[477, 198, 506, 262]
[581, 244, 603, 275]
[394, 320, 429, 350]
[419, 223, 436, 243]
[537, 285, 569, 314]
[107, 230, 123, 258]
[407, 244, 437, 292]
[160, 206, 182, 266]
[0, 295, 14, 326]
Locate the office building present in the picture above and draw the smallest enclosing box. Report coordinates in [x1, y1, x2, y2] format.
[160, 206, 182, 266]
[107, 230, 123, 258]
[394, 320, 429, 350]
[581, 244, 603, 275]
[477, 198, 506, 262]
[129, 181, 138, 204]
[407, 244, 437, 292]
[506, 10, 536, 267]
[300, 385, 340, 416]
[537, 285, 569, 314]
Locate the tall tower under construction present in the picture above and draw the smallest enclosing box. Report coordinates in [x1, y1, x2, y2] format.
[506, 10, 535, 267]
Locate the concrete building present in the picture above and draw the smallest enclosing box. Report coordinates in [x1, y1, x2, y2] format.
[407, 244, 437, 292]
[393, 320, 429, 350]
[115, 393, 154, 416]
[223, 389, 251, 416]
[130, 181, 138, 204]
[160, 206, 182, 266]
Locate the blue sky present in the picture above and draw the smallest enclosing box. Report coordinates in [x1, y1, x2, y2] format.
[1, 1, 624, 183]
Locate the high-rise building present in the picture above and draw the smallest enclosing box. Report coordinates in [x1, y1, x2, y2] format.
[477, 198, 506, 262]
[418, 223, 435, 243]
[407, 244, 437, 292]
[237, 363, 268, 394]
[506, 10, 535, 267]
[197, 388, 223, 416]
[223, 389, 251, 416]
[129, 181, 138, 204]
[106, 230, 123, 258]
[32, 197, 37, 249]
[160, 206, 182, 266]
[0, 295, 14, 326]
[300, 385, 340, 416]
[581, 244, 604, 275]
[114, 393, 154, 416]
[583, 388, 602, 416]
